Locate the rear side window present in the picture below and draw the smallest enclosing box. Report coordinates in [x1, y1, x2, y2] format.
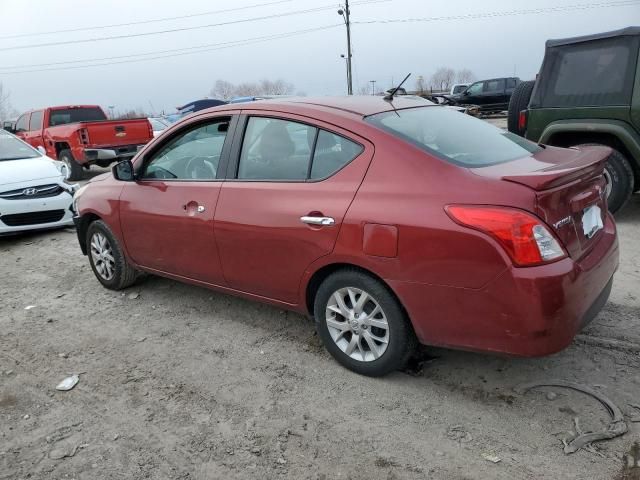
[237, 117, 363, 181]
[49, 107, 107, 126]
[29, 111, 43, 131]
[484, 79, 505, 93]
[366, 106, 542, 167]
[506, 78, 517, 88]
[533, 36, 639, 107]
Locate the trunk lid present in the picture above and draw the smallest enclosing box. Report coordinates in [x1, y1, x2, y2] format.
[473, 144, 610, 260]
[80, 119, 152, 147]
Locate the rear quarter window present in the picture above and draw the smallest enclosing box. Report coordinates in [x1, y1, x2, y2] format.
[366, 106, 541, 167]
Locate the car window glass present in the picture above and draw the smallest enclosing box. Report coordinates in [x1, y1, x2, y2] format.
[533, 36, 638, 107]
[466, 82, 482, 95]
[506, 78, 517, 88]
[238, 117, 316, 181]
[366, 106, 542, 168]
[48, 107, 106, 126]
[310, 130, 363, 180]
[15, 114, 29, 132]
[141, 119, 229, 180]
[0, 130, 40, 160]
[484, 79, 505, 93]
[29, 111, 43, 131]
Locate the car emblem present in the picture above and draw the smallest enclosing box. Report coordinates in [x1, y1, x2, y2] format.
[553, 216, 572, 229]
[23, 187, 37, 196]
[115, 132, 127, 137]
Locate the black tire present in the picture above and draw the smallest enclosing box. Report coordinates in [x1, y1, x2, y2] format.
[574, 144, 634, 214]
[507, 80, 535, 136]
[58, 149, 84, 181]
[313, 269, 417, 377]
[86, 220, 139, 290]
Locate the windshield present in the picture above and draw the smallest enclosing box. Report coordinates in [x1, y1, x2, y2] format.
[0, 131, 40, 161]
[49, 107, 106, 126]
[366, 106, 542, 167]
[149, 118, 168, 130]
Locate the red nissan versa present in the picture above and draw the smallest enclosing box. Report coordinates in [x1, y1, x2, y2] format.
[72, 96, 619, 376]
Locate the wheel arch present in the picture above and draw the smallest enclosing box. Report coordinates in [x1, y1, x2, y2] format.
[76, 212, 102, 255]
[54, 142, 71, 159]
[304, 262, 411, 323]
[539, 121, 640, 189]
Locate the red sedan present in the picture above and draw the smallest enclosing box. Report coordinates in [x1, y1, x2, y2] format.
[72, 96, 618, 376]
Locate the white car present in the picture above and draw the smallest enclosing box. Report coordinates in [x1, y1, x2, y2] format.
[148, 117, 170, 137]
[0, 129, 77, 234]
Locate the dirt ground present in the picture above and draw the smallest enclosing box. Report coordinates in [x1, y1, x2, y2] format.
[1, 174, 639, 479]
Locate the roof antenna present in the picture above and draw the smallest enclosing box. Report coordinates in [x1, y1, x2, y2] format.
[384, 73, 411, 101]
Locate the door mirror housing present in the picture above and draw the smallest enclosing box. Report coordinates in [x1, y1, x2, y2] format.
[112, 159, 136, 181]
[37, 146, 46, 155]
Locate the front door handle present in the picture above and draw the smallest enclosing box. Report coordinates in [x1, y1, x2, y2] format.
[300, 216, 335, 226]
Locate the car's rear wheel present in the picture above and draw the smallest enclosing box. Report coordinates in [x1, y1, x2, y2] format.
[59, 149, 84, 181]
[574, 144, 634, 214]
[507, 80, 535, 136]
[314, 269, 416, 376]
[86, 220, 139, 290]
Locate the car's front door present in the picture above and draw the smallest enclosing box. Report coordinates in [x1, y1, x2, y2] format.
[462, 81, 484, 104]
[119, 116, 234, 284]
[483, 78, 507, 109]
[214, 114, 373, 303]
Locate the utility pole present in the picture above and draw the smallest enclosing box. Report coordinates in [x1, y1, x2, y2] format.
[338, 2, 353, 95]
[370, 80, 376, 95]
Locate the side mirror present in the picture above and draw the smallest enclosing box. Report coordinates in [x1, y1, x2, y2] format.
[112, 159, 135, 181]
[37, 146, 46, 155]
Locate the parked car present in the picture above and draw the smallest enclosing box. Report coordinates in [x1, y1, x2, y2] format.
[148, 117, 170, 137]
[446, 77, 520, 112]
[508, 26, 640, 214]
[0, 129, 77, 234]
[449, 83, 469, 95]
[73, 96, 618, 376]
[13, 105, 153, 181]
[2, 119, 16, 132]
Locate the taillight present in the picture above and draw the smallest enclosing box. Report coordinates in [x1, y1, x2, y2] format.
[445, 205, 566, 267]
[518, 110, 527, 132]
[78, 128, 90, 145]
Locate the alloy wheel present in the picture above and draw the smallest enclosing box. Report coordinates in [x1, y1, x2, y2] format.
[90, 232, 116, 281]
[325, 287, 389, 362]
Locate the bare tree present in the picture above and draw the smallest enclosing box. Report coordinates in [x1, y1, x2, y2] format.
[356, 84, 369, 95]
[0, 82, 18, 123]
[430, 67, 456, 92]
[259, 79, 294, 95]
[210, 79, 235, 100]
[456, 69, 476, 84]
[233, 82, 262, 97]
[115, 107, 149, 119]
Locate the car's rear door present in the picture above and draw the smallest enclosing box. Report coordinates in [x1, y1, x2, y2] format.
[214, 112, 373, 303]
[119, 114, 236, 284]
[22, 110, 45, 150]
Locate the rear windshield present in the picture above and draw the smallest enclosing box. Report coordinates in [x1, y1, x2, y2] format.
[49, 107, 107, 126]
[365, 106, 542, 167]
[0, 130, 40, 161]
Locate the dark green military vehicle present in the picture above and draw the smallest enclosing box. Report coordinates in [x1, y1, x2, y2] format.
[508, 27, 640, 213]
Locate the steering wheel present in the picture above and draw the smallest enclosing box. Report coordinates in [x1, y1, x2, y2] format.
[184, 156, 217, 180]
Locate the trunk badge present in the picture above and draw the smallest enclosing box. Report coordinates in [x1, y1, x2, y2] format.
[553, 216, 572, 229]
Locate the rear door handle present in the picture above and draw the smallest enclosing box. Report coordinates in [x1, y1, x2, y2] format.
[300, 216, 335, 226]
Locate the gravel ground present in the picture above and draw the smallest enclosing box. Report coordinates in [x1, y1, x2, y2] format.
[1, 172, 639, 479]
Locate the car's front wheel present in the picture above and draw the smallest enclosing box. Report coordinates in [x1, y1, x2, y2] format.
[314, 269, 416, 376]
[86, 220, 139, 290]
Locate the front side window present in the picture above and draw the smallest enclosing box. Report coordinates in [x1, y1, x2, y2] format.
[466, 82, 483, 95]
[15, 114, 29, 132]
[366, 106, 542, 167]
[238, 117, 316, 180]
[141, 119, 229, 180]
[29, 111, 43, 131]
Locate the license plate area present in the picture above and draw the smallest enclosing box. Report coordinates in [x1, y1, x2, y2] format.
[582, 204, 603, 239]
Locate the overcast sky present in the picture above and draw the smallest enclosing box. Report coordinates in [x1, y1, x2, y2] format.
[0, 0, 638, 115]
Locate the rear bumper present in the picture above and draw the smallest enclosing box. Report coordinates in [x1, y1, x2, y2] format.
[389, 213, 619, 357]
[75, 145, 145, 165]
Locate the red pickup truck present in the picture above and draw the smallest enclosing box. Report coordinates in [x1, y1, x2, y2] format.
[13, 105, 153, 180]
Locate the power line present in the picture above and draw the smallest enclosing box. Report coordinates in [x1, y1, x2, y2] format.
[0, 0, 386, 52]
[353, 0, 640, 25]
[0, 25, 343, 75]
[0, 0, 293, 40]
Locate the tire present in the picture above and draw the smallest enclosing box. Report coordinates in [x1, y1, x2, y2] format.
[574, 144, 634, 214]
[86, 220, 139, 290]
[507, 80, 535, 136]
[313, 269, 417, 376]
[58, 149, 84, 181]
